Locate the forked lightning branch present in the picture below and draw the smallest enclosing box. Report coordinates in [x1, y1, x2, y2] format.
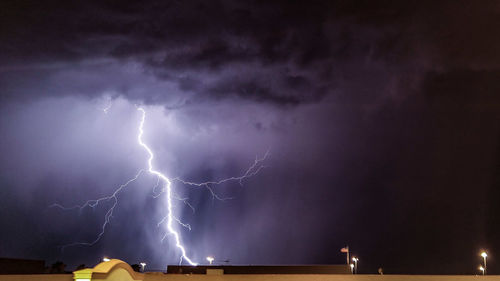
[52, 107, 269, 265]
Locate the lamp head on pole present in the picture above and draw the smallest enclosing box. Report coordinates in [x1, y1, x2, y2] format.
[206, 256, 215, 265]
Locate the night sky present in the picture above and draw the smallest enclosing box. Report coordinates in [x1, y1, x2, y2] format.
[1, 0, 500, 275]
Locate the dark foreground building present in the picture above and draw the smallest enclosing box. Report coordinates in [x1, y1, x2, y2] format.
[167, 265, 351, 274]
[2, 259, 500, 281]
[0, 258, 45, 274]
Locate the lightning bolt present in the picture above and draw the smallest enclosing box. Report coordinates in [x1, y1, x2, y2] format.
[99, 95, 113, 114]
[173, 151, 269, 201]
[49, 170, 144, 250]
[51, 106, 268, 265]
[136, 107, 197, 265]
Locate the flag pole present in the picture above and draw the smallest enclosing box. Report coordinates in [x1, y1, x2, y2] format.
[347, 246, 349, 265]
[341, 246, 350, 265]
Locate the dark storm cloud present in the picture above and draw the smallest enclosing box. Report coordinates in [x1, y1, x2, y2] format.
[0, 0, 462, 105]
[424, 70, 500, 105]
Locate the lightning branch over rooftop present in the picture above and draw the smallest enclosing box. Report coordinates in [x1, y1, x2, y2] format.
[51, 106, 269, 265]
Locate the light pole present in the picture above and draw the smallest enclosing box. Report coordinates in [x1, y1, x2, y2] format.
[206, 256, 215, 265]
[481, 252, 487, 275]
[479, 266, 485, 275]
[140, 262, 147, 272]
[352, 257, 359, 274]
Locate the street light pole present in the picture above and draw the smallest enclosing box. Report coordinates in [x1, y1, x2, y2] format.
[352, 257, 359, 274]
[206, 256, 215, 265]
[481, 252, 487, 275]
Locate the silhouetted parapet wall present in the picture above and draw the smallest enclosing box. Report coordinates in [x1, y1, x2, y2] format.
[0, 258, 46, 274]
[0, 275, 72, 281]
[166, 265, 352, 274]
[73, 259, 144, 281]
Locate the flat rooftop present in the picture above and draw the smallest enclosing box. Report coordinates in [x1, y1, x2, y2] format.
[166, 265, 352, 274]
